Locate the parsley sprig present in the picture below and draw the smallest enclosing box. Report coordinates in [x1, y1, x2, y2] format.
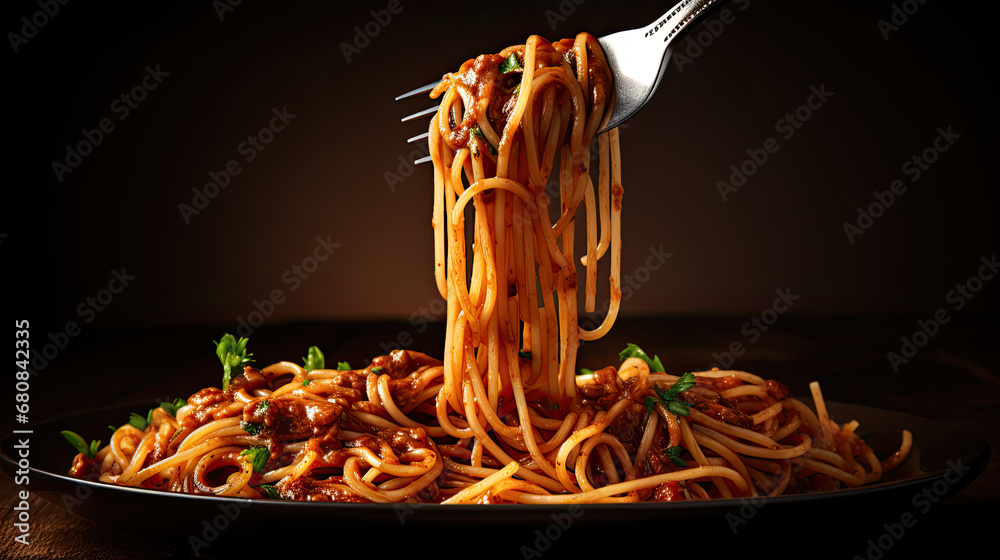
[128, 398, 189, 431]
[214, 334, 254, 391]
[129, 410, 153, 431]
[499, 52, 523, 74]
[645, 372, 697, 417]
[159, 398, 188, 417]
[470, 126, 497, 156]
[241, 421, 263, 436]
[240, 447, 269, 473]
[302, 346, 325, 371]
[619, 343, 665, 373]
[60, 431, 101, 460]
[258, 484, 282, 499]
[664, 446, 688, 467]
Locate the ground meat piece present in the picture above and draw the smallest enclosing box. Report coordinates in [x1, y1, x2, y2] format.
[184, 387, 239, 427]
[278, 476, 371, 503]
[376, 426, 429, 457]
[679, 388, 754, 429]
[243, 397, 343, 443]
[766, 379, 790, 400]
[228, 366, 268, 394]
[606, 400, 646, 456]
[367, 350, 441, 380]
[68, 454, 97, 480]
[714, 375, 743, 391]
[651, 480, 686, 502]
[578, 366, 621, 405]
[693, 401, 754, 429]
[187, 387, 229, 409]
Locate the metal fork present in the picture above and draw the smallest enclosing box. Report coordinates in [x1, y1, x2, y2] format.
[397, 0, 729, 164]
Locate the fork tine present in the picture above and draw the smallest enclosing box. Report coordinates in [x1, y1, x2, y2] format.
[397, 81, 440, 164]
[395, 81, 441, 101]
[401, 106, 439, 123]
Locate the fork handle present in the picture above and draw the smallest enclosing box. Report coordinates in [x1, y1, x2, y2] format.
[644, 0, 729, 46]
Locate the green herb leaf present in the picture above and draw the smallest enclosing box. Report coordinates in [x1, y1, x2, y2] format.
[258, 484, 282, 499]
[129, 411, 151, 431]
[499, 53, 523, 74]
[663, 372, 697, 400]
[518, 350, 532, 360]
[470, 126, 497, 156]
[159, 398, 188, 417]
[302, 346, 325, 371]
[240, 447, 269, 473]
[665, 446, 688, 467]
[648, 372, 697, 417]
[241, 421, 263, 436]
[214, 333, 254, 391]
[302, 379, 311, 386]
[337, 361, 351, 371]
[579, 368, 594, 376]
[371, 366, 384, 375]
[61, 430, 100, 459]
[619, 343, 665, 373]
[108, 425, 118, 433]
[667, 399, 690, 417]
[258, 400, 270, 413]
[645, 396, 659, 414]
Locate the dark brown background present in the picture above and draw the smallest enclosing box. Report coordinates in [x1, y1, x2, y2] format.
[3, 0, 997, 558]
[7, 0, 998, 329]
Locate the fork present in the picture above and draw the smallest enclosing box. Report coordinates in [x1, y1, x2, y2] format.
[397, 0, 729, 164]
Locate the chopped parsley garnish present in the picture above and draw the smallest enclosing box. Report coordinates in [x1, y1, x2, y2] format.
[499, 52, 523, 74]
[664, 446, 688, 467]
[371, 366, 384, 375]
[518, 350, 532, 360]
[258, 484, 282, 499]
[302, 346, 325, 371]
[470, 126, 497, 156]
[240, 447, 269, 473]
[159, 398, 188, 417]
[619, 343, 665, 373]
[214, 333, 254, 391]
[645, 372, 697, 417]
[129, 409, 153, 431]
[302, 379, 312, 386]
[61, 431, 101, 459]
[241, 421, 263, 436]
[578, 368, 594, 376]
[337, 361, 352, 371]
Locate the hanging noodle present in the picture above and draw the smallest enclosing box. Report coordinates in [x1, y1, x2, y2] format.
[67, 33, 912, 504]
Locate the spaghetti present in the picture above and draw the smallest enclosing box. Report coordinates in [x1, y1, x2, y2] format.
[66, 33, 912, 504]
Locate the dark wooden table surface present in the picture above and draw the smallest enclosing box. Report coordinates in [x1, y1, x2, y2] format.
[2, 316, 996, 559]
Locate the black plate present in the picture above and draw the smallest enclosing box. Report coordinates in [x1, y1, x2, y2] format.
[2, 401, 989, 559]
